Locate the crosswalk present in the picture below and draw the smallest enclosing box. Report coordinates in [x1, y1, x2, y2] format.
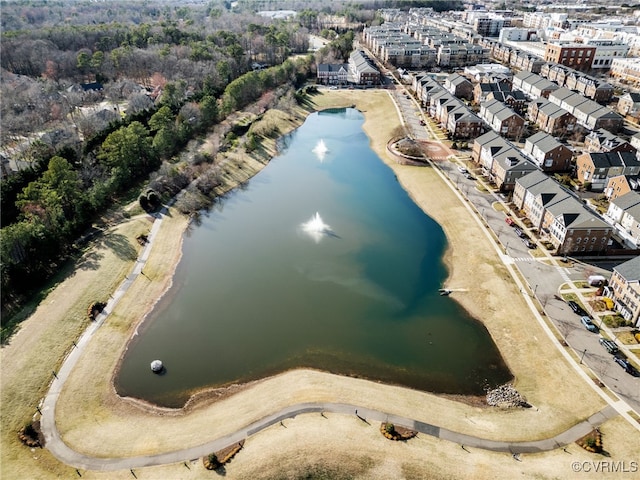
[511, 257, 535, 262]
[556, 266, 572, 283]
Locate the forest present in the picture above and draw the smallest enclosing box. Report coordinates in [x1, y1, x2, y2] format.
[0, 0, 462, 336]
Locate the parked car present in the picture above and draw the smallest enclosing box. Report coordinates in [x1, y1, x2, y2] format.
[419, 120, 425, 126]
[457, 166, 468, 174]
[580, 316, 598, 333]
[599, 338, 618, 354]
[505, 217, 515, 226]
[614, 357, 634, 374]
[464, 173, 475, 180]
[514, 227, 528, 239]
[522, 238, 536, 249]
[567, 300, 588, 316]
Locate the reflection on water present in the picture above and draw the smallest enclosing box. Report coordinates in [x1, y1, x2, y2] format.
[116, 109, 511, 408]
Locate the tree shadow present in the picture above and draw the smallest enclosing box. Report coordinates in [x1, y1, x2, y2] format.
[99, 233, 138, 261]
[76, 249, 105, 271]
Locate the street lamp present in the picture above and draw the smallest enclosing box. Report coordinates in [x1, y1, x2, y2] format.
[534, 284, 538, 296]
[580, 348, 587, 364]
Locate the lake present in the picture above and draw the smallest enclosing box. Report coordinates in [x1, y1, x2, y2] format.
[116, 108, 511, 407]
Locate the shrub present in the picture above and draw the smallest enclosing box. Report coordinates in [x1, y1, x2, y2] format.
[203, 453, 220, 470]
[139, 188, 161, 212]
[87, 301, 106, 320]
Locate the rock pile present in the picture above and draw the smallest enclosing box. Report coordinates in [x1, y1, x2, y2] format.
[486, 384, 528, 408]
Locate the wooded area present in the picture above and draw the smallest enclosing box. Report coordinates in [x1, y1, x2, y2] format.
[0, 0, 461, 336]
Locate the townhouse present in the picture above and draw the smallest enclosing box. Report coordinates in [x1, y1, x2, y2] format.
[348, 50, 380, 86]
[513, 171, 612, 255]
[479, 99, 524, 140]
[522, 132, 573, 172]
[584, 129, 635, 154]
[512, 71, 559, 99]
[317, 63, 349, 85]
[486, 90, 527, 115]
[607, 256, 640, 327]
[605, 175, 640, 201]
[471, 131, 537, 191]
[444, 73, 473, 100]
[576, 151, 640, 191]
[473, 82, 510, 104]
[548, 89, 623, 133]
[527, 98, 577, 137]
[412, 73, 483, 140]
[539, 63, 614, 103]
[617, 92, 640, 117]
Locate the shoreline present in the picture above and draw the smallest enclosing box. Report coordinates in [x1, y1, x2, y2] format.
[7, 89, 637, 479]
[108, 95, 505, 413]
[56, 91, 606, 447]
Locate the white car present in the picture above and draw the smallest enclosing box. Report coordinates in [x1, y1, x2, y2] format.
[457, 166, 468, 174]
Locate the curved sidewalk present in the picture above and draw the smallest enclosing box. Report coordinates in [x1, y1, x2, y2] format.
[46, 401, 617, 471]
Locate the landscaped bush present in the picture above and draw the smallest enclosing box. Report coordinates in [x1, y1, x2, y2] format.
[87, 301, 106, 320]
[602, 314, 630, 328]
[380, 422, 417, 441]
[203, 441, 244, 470]
[18, 421, 41, 447]
[577, 430, 602, 453]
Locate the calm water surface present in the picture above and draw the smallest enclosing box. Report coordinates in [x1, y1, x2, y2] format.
[116, 109, 511, 407]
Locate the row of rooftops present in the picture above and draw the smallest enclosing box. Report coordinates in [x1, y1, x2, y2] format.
[514, 72, 621, 123]
[480, 98, 522, 123]
[524, 131, 567, 155]
[583, 151, 640, 170]
[349, 50, 379, 75]
[363, 22, 486, 55]
[474, 130, 534, 172]
[516, 170, 610, 231]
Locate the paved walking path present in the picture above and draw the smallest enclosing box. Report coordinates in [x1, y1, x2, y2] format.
[44, 400, 618, 471]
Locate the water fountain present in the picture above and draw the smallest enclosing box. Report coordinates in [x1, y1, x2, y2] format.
[301, 212, 333, 243]
[312, 139, 328, 162]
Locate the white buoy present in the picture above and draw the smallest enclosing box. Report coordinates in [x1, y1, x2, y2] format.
[150, 360, 163, 373]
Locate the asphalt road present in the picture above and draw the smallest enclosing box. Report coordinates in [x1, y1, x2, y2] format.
[393, 89, 640, 415]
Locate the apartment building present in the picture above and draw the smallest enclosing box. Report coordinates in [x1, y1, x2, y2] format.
[544, 44, 596, 71]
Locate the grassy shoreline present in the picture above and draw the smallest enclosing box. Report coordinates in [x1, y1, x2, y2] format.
[2, 89, 638, 479]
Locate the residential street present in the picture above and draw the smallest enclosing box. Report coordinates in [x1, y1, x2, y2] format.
[391, 86, 640, 415]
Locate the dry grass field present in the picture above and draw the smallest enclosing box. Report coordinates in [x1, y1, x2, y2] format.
[2, 89, 638, 480]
